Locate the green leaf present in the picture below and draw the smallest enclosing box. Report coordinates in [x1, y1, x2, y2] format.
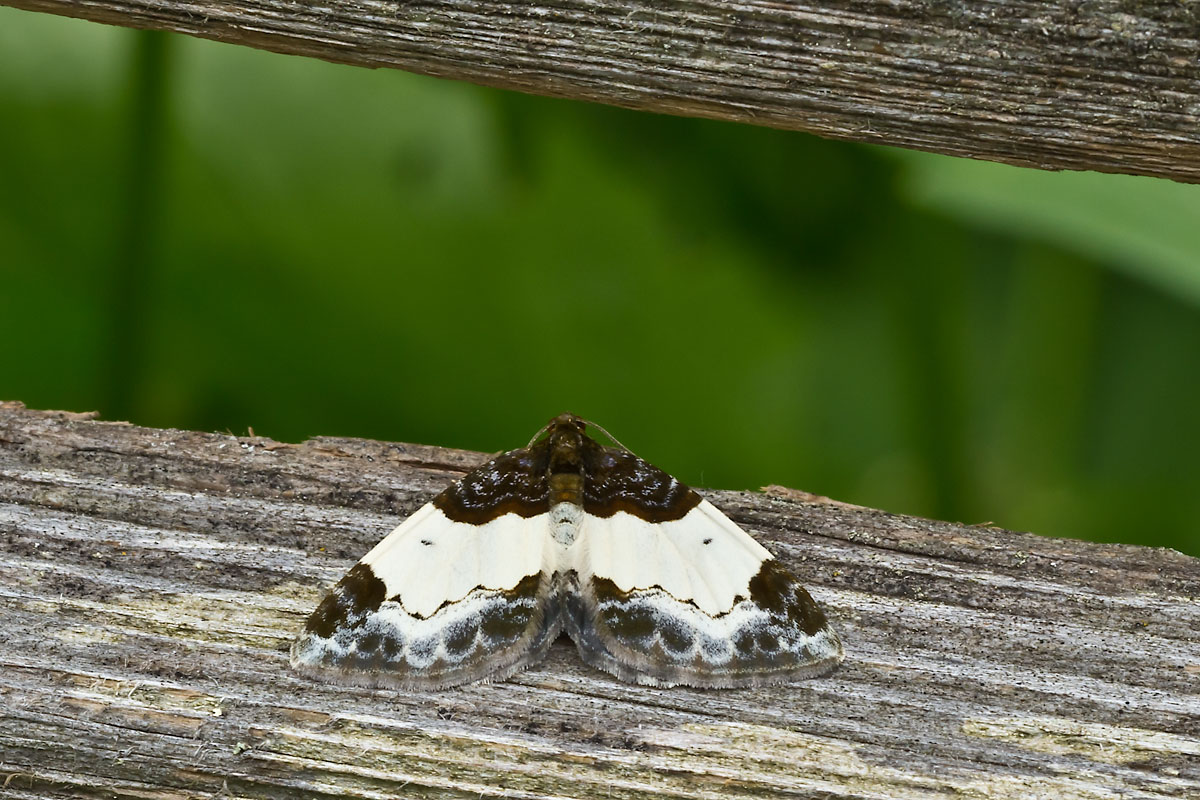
[897, 151, 1200, 307]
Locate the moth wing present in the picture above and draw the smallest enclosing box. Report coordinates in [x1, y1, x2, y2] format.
[291, 444, 560, 689]
[570, 442, 842, 687]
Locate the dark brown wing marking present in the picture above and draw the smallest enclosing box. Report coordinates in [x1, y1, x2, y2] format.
[579, 436, 701, 522]
[293, 564, 562, 689]
[565, 560, 841, 688]
[434, 438, 552, 524]
[748, 558, 831, 637]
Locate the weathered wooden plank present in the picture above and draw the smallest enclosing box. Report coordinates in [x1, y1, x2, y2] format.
[2, 0, 1198, 183]
[0, 400, 1197, 799]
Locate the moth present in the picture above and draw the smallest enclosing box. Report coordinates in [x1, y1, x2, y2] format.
[291, 413, 843, 689]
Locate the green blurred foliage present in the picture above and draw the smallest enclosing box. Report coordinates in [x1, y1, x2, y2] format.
[2, 9, 1198, 555]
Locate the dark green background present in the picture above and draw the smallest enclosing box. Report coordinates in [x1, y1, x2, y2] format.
[3, 10, 1199, 555]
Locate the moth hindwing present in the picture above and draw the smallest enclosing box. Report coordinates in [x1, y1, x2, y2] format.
[291, 413, 843, 689]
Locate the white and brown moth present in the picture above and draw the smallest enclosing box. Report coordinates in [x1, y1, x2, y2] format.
[291, 413, 843, 689]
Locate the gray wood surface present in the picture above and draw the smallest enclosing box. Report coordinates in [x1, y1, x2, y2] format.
[0, 400, 1197, 799]
[3, 0, 1199, 183]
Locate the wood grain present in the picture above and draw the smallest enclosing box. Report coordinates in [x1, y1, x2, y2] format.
[2, 0, 1198, 183]
[0, 401, 1197, 798]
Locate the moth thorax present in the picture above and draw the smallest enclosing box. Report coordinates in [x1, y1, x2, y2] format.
[550, 501, 582, 546]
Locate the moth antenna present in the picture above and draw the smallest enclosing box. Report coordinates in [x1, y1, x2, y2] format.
[582, 419, 631, 452]
[525, 419, 557, 448]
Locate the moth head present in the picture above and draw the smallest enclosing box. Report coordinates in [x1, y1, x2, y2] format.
[527, 412, 589, 446]
[550, 412, 587, 431]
